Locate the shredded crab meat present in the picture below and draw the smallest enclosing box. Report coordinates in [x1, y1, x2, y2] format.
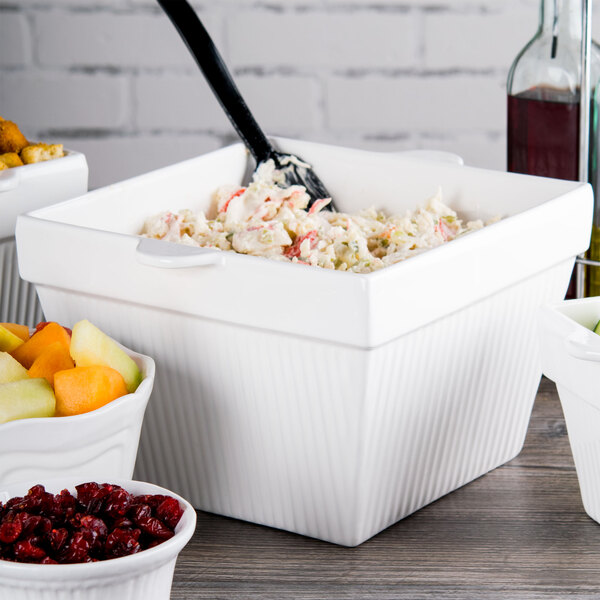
[140, 159, 490, 273]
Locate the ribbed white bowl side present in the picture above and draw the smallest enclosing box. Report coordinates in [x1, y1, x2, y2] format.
[0, 559, 176, 600]
[0, 425, 142, 484]
[35, 262, 570, 546]
[0, 237, 44, 326]
[556, 384, 600, 523]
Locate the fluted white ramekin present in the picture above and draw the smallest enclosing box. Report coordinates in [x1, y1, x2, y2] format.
[0, 345, 155, 485]
[0, 478, 196, 600]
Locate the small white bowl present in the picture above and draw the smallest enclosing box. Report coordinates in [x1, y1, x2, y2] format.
[0, 149, 88, 325]
[539, 296, 600, 524]
[0, 347, 155, 485]
[0, 477, 196, 600]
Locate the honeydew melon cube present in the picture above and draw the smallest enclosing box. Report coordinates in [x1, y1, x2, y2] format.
[0, 378, 55, 424]
[70, 320, 143, 393]
[0, 351, 29, 383]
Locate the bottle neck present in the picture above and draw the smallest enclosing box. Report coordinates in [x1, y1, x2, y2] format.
[540, 0, 583, 40]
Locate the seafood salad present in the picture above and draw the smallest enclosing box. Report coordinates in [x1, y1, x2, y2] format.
[141, 160, 488, 273]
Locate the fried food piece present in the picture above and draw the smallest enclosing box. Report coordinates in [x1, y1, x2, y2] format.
[0, 120, 28, 154]
[20, 143, 64, 164]
[0, 152, 23, 168]
[0, 162, 7, 171]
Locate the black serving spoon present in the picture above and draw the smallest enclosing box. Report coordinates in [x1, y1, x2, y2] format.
[157, 0, 335, 210]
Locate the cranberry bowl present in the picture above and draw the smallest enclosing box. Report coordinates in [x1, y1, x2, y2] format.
[0, 477, 196, 600]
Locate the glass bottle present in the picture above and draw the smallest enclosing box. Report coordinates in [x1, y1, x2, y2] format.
[507, 0, 600, 296]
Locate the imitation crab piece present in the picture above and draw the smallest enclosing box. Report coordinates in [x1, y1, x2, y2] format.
[308, 197, 332, 215]
[219, 188, 245, 213]
[284, 230, 318, 259]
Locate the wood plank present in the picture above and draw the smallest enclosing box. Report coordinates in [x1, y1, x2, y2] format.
[171, 379, 600, 599]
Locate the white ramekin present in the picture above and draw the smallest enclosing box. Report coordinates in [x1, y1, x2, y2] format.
[0, 478, 196, 600]
[0, 345, 155, 486]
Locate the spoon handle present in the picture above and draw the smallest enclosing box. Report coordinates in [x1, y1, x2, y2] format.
[157, 0, 273, 163]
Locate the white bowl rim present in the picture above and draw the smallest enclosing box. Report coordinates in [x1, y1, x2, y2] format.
[0, 477, 196, 579]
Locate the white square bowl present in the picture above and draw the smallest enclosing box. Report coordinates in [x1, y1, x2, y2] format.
[0, 151, 88, 325]
[539, 297, 600, 524]
[14, 138, 593, 545]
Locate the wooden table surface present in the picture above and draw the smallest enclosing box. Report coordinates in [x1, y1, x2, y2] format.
[171, 378, 600, 599]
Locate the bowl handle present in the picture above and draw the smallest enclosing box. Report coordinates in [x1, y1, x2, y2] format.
[0, 169, 20, 192]
[136, 238, 225, 268]
[565, 329, 600, 361]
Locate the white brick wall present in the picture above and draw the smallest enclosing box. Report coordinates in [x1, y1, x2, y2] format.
[0, 0, 598, 188]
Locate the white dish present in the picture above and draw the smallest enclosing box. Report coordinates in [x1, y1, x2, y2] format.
[0, 477, 196, 600]
[0, 150, 88, 325]
[14, 138, 593, 545]
[539, 297, 600, 524]
[0, 345, 155, 485]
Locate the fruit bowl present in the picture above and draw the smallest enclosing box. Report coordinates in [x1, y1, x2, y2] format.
[0, 477, 196, 600]
[0, 345, 154, 485]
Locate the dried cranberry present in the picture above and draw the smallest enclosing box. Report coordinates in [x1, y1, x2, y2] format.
[0, 519, 22, 544]
[38, 517, 52, 534]
[25, 485, 55, 516]
[13, 539, 46, 561]
[103, 488, 132, 518]
[51, 489, 77, 524]
[59, 531, 90, 563]
[134, 515, 174, 541]
[11, 485, 50, 513]
[133, 494, 169, 511]
[75, 483, 111, 514]
[105, 528, 141, 558]
[5, 496, 24, 510]
[156, 497, 183, 529]
[16, 513, 49, 537]
[130, 504, 152, 522]
[78, 515, 108, 554]
[46, 528, 69, 553]
[112, 517, 133, 529]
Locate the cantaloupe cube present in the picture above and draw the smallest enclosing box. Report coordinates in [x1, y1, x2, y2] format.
[0, 324, 25, 353]
[28, 342, 75, 388]
[0, 378, 55, 423]
[70, 320, 142, 393]
[0, 323, 30, 342]
[11, 322, 71, 369]
[0, 351, 29, 383]
[54, 366, 128, 417]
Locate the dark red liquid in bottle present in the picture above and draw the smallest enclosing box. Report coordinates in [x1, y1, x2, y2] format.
[507, 87, 583, 298]
[507, 88, 580, 180]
